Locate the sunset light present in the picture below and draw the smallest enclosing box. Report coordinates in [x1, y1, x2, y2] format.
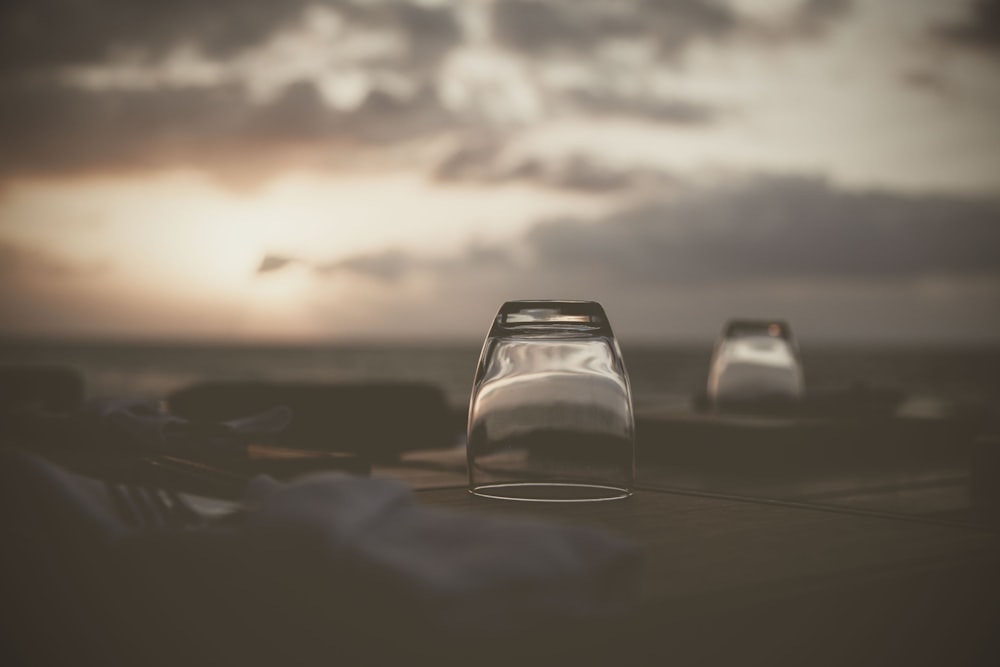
[1, 0, 997, 343]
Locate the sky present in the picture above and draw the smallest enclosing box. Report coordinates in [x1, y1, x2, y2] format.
[0, 0, 998, 344]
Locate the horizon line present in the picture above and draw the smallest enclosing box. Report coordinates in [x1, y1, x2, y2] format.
[2, 332, 999, 349]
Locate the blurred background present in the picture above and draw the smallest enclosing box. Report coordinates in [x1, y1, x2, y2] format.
[1, 0, 1000, 523]
[0, 0, 998, 404]
[2, 0, 999, 341]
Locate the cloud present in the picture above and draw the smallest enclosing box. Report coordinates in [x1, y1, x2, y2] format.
[786, 0, 853, 39]
[0, 1, 464, 180]
[0, 1, 312, 73]
[251, 174, 1000, 341]
[491, 0, 852, 62]
[434, 141, 679, 193]
[933, 0, 1000, 54]
[256, 254, 296, 274]
[900, 69, 953, 96]
[492, 0, 740, 59]
[270, 174, 1000, 288]
[566, 89, 720, 125]
[491, 1, 641, 55]
[433, 140, 506, 183]
[316, 249, 417, 282]
[524, 175, 1000, 285]
[638, 0, 742, 54]
[0, 77, 453, 179]
[259, 242, 513, 284]
[0, 0, 461, 74]
[350, 0, 462, 69]
[416, 174, 998, 297]
[0, 1, 857, 183]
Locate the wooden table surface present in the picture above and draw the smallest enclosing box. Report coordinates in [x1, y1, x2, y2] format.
[413, 485, 1000, 666]
[417, 487, 998, 602]
[5, 440, 998, 667]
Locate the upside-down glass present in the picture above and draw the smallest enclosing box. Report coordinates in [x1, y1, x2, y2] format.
[707, 319, 804, 411]
[467, 300, 635, 501]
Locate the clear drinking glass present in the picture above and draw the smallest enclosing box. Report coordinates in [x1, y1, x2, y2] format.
[707, 319, 804, 411]
[467, 300, 635, 501]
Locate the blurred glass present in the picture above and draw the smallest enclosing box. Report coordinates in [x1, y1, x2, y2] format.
[467, 300, 635, 501]
[707, 319, 804, 412]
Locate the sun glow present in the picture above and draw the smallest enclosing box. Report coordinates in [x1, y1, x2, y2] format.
[0, 165, 604, 340]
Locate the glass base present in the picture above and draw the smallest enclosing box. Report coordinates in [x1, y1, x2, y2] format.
[469, 482, 631, 502]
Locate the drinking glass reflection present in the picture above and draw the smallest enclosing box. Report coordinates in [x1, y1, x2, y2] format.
[707, 319, 804, 412]
[467, 300, 635, 501]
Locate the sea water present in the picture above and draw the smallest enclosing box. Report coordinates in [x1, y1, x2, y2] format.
[0, 339, 998, 417]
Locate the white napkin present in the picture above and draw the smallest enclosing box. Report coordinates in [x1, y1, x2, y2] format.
[242, 473, 641, 634]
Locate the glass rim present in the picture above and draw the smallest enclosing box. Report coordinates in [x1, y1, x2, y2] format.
[469, 482, 632, 503]
[493, 300, 613, 334]
[720, 318, 795, 341]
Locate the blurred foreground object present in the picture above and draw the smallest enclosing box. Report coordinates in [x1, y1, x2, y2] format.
[707, 319, 804, 413]
[0, 450, 638, 667]
[467, 300, 635, 501]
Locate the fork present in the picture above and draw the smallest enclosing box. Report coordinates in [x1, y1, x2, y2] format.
[105, 479, 204, 530]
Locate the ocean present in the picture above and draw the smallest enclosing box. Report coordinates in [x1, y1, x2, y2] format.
[2, 339, 999, 417]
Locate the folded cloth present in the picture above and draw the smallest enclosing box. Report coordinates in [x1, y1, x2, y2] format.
[240, 473, 641, 635]
[1, 450, 640, 664]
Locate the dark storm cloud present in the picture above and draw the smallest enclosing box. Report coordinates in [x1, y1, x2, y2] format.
[0, 0, 461, 73]
[0, 77, 452, 178]
[0, 0, 307, 72]
[934, 0, 1000, 53]
[0, 0, 462, 179]
[434, 141, 678, 193]
[491, 0, 851, 61]
[525, 176, 1000, 285]
[0, 77, 250, 176]
[491, 1, 640, 55]
[492, 0, 739, 59]
[0, 1, 855, 181]
[285, 174, 1000, 288]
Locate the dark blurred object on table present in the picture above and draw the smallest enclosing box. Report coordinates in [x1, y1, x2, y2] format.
[0, 365, 87, 457]
[0, 365, 84, 413]
[168, 381, 459, 461]
[971, 435, 1000, 527]
[0, 367, 372, 492]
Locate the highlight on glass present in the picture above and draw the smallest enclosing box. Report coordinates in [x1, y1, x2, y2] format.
[707, 319, 804, 412]
[467, 300, 635, 502]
